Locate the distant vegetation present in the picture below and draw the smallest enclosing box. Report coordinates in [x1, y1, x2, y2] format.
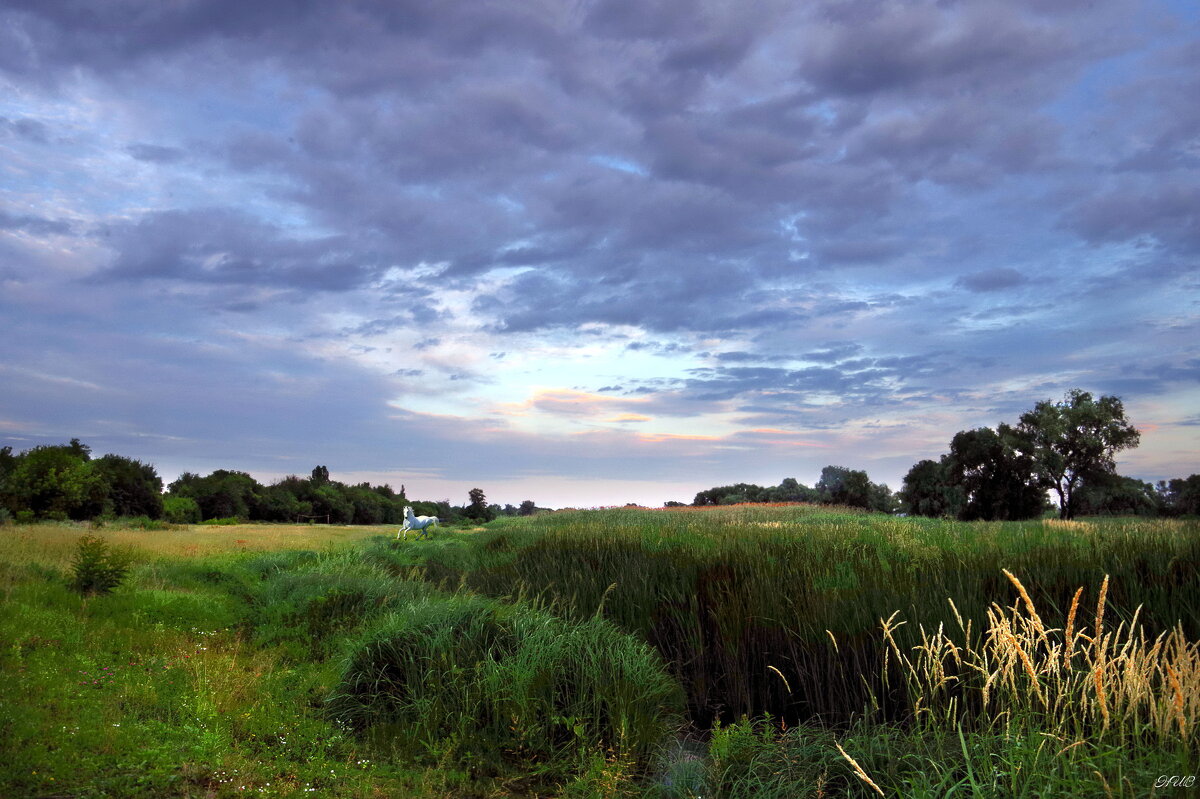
[0, 389, 1194, 528]
[0, 443, 547, 526]
[3, 507, 1196, 796]
[692, 389, 1197, 520]
[692, 466, 898, 512]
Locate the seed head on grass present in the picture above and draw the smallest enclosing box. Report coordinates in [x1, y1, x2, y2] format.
[1095, 575, 1110, 640]
[1167, 664, 1186, 740]
[1002, 569, 1046, 642]
[834, 741, 884, 797]
[1063, 586, 1083, 668]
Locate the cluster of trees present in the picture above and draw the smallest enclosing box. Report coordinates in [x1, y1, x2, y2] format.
[0, 440, 163, 521]
[899, 389, 1197, 520]
[691, 466, 898, 513]
[0, 441, 544, 525]
[686, 390, 1196, 521]
[164, 465, 413, 525]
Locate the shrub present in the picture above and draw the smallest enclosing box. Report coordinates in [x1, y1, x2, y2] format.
[252, 565, 434, 657]
[69, 534, 131, 596]
[14, 510, 35, 524]
[162, 495, 201, 524]
[328, 595, 684, 777]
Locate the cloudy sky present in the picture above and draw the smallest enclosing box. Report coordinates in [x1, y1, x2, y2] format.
[2, 0, 1197, 507]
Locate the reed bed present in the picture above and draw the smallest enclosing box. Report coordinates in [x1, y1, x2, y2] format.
[391, 507, 1200, 726]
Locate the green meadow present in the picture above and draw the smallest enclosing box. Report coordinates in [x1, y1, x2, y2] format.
[2, 507, 1197, 797]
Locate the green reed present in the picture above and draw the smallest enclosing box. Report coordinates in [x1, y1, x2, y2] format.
[389, 508, 1200, 725]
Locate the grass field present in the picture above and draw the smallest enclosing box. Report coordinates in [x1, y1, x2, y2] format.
[1, 508, 1197, 797]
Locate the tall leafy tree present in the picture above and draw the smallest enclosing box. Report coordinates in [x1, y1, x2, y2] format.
[1074, 473, 1158, 516]
[167, 469, 262, 520]
[3, 443, 107, 519]
[465, 487, 495, 521]
[900, 458, 961, 518]
[93, 454, 164, 518]
[1015, 390, 1140, 519]
[945, 427, 1044, 521]
[1157, 475, 1200, 516]
[816, 466, 873, 509]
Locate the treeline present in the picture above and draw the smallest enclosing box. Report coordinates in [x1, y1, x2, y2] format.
[0, 440, 543, 525]
[899, 389, 1198, 520]
[689, 389, 1198, 520]
[689, 466, 898, 512]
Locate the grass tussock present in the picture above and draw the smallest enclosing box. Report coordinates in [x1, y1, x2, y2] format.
[327, 594, 684, 778]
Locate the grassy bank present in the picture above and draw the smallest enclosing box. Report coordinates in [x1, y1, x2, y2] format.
[2, 509, 1197, 797]
[378, 507, 1200, 725]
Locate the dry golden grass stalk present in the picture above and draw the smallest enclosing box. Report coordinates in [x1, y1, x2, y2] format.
[1093, 663, 1111, 731]
[1167, 664, 1186, 739]
[891, 571, 1199, 747]
[834, 741, 885, 797]
[1003, 568, 1046, 641]
[767, 665, 792, 695]
[1096, 574, 1110, 639]
[1063, 586, 1083, 667]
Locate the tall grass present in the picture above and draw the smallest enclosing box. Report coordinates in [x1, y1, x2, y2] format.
[391, 507, 1200, 726]
[4, 511, 1197, 797]
[327, 594, 684, 778]
[885, 570, 1199, 747]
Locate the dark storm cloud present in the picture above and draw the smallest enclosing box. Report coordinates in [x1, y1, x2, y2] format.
[7, 0, 1174, 338]
[126, 143, 187, 163]
[1068, 180, 1200, 253]
[94, 209, 379, 292]
[0, 116, 51, 143]
[0, 210, 74, 236]
[956, 268, 1028, 293]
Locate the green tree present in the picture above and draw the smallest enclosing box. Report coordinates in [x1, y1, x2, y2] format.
[1015, 390, 1141, 519]
[167, 470, 262, 520]
[946, 427, 1044, 521]
[1157, 475, 1200, 516]
[518, 500, 537, 516]
[162, 495, 201, 524]
[93, 454, 164, 518]
[816, 466, 873, 509]
[1075, 473, 1158, 516]
[767, 477, 818, 503]
[3, 443, 107, 519]
[900, 458, 962, 518]
[311, 484, 353, 524]
[347, 484, 388, 525]
[464, 487, 495, 522]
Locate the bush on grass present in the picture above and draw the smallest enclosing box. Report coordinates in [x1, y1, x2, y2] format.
[328, 594, 684, 779]
[70, 534, 131, 596]
[252, 565, 435, 657]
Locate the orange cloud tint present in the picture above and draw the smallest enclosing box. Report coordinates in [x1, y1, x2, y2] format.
[637, 432, 723, 443]
[495, 388, 648, 418]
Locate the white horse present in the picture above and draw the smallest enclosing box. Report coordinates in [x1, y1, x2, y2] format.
[398, 505, 439, 540]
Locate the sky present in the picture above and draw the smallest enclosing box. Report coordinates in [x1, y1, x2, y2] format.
[1, 0, 1198, 508]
